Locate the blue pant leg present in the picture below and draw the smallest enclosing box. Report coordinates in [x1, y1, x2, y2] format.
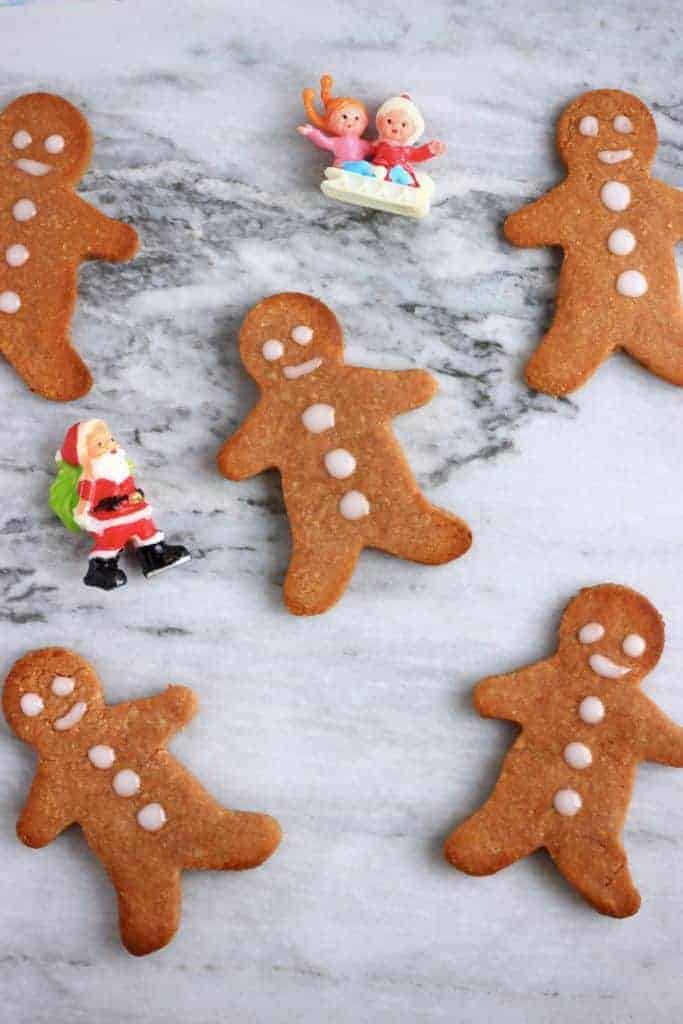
[388, 166, 412, 185]
[341, 160, 375, 176]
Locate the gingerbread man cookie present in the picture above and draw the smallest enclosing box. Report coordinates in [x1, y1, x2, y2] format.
[444, 584, 683, 917]
[0, 93, 139, 400]
[218, 293, 472, 615]
[4, 648, 281, 955]
[506, 90, 683, 395]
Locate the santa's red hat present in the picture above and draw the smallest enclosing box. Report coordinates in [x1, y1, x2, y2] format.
[56, 420, 104, 466]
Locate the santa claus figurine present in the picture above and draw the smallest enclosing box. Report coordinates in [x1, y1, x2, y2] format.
[50, 420, 191, 591]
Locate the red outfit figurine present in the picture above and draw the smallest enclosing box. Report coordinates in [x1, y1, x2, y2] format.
[50, 420, 190, 591]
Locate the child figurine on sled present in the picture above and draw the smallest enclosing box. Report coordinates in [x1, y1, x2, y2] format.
[297, 75, 446, 218]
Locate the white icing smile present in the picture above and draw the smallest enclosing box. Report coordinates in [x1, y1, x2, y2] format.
[598, 149, 633, 164]
[588, 653, 630, 679]
[283, 357, 323, 379]
[15, 158, 51, 176]
[53, 701, 87, 731]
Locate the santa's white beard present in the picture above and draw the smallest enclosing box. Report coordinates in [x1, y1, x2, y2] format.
[89, 449, 130, 484]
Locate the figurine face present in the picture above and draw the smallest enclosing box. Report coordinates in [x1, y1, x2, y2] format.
[377, 109, 416, 145]
[558, 585, 664, 685]
[3, 649, 105, 754]
[328, 102, 368, 138]
[85, 421, 115, 460]
[239, 293, 345, 387]
[2, 92, 93, 187]
[557, 89, 657, 171]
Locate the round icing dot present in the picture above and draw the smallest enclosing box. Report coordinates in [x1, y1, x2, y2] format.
[617, 270, 648, 297]
[6, 243, 29, 267]
[600, 181, 630, 212]
[553, 788, 582, 817]
[262, 339, 284, 361]
[291, 325, 314, 345]
[324, 448, 356, 479]
[51, 675, 75, 696]
[137, 803, 167, 832]
[12, 130, 32, 150]
[579, 696, 605, 725]
[44, 134, 65, 154]
[563, 741, 592, 770]
[20, 692, 44, 717]
[578, 115, 598, 137]
[623, 633, 646, 658]
[613, 115, 633, 134]
[301, 403, 335, 433]
[339, 490, 370, 520]
[12, 198, 37, 222]
[578, 622, 604, 644]
[607, 228, 636, 256]
[88, 745, 116, 769]
[0, 291, 21, 314]
[112, 769, 141, 798]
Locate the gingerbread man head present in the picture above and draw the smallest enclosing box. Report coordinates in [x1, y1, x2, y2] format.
[239, 293, 345, 388]
[557, 583, 664, 686]
[3, 648, 105, 756]
[556, 89, 658, 174]
[3, 92, 92, 189]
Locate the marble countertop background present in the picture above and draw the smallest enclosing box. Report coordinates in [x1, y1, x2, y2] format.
[2, 0, 683, 1021]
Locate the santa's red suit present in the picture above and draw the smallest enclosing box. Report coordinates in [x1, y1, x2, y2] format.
[76, 473, 162, 557]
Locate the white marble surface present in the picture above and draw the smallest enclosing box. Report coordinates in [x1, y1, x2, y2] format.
[2, 0, 683, 1020]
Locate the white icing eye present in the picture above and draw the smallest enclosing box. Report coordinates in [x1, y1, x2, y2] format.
[613, 115, 633, 134]
[20, 693, 44, 717]
[12, 130, 32, 150]
[291, 325, 314, 345]
[262, 339, 284, 361]
[51, 675, 75, 697]
[44, 134, 65, 154]
[578, 621, 604, 644]
[578, 116, 598, 137]
[622, 633, 646, 658]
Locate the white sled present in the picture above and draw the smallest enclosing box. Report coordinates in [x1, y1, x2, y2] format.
[321, 165, 435, 219]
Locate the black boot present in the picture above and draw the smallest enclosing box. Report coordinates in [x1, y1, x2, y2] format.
[83, 557, 127, 591]
[136, 541, 191, 579]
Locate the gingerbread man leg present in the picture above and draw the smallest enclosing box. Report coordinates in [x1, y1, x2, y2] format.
[626, 317, 683, 388]
[112, 865, 182, 956]
[370, 496, 472, 564]
[525, 309, 616, 396]
[444, 789, 544, 875]
[547, 835, 641, 918]
[283, 537, 363, 615]
[182, 809, 282, 871]
[4, 324, 91, 401]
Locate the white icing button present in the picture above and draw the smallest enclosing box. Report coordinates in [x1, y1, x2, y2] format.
[623, 633, 646, 658]
[579, 115, 598, 137]
[0, 291, 21, 314]
[579, 696, 605, 724]
[600, 181, 631, 212]
[88, 745, 116, 769]
[51, 675, 75, 696]
[112, 769, 141, 798]
[563, 742, 592, 770]
[12, 130, 31, 149]
[6, 243, 29, 267]
[324, 448, 356, 479]
[578, 621, 604, 644]
[20, 693, 44, 717]
[553, 788, 582, 817]
[301, 403, 335, 433]
[137, 803, 167, 832]
[339, 490, 370, 520]
[44, 134, 65, 154]
[617, 270, 648, 298]
[291, 324, 314, 345]
[12, 198, 37, 222]
[613, 115, 633, 134]
[262, 339, 284, 361]
[607, 228, 636, 256]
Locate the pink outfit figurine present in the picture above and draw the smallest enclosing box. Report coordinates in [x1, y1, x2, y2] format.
[297, 74, 374, 174]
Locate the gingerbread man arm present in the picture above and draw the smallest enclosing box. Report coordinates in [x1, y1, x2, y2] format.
[346, 367, 437, 419]
[636, 693, 683, 766]
[656, 182, 683, 241]
[69, 193, 139, 262]
[117, 686, 198, 754]
[504, 184, 569, 248]
[473, 660, 554, 724]
[17, 766, 76, 848]
[218, 401, 280, 480]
